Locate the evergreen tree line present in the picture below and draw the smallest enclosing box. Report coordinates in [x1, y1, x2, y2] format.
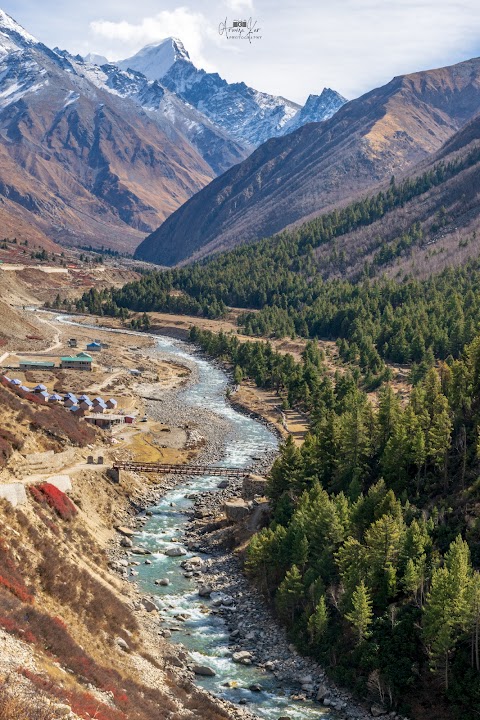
[244, 337, 480, 718]
[78, 146, 480, 380]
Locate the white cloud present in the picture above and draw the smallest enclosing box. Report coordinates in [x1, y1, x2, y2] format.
[225, 0, 254, 12]
[90, 6, 218, 69]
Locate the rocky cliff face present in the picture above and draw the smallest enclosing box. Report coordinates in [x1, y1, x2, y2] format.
[135, 56, 480, 265]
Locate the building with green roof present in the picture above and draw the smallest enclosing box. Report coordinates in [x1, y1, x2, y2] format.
[60, 353, 93, 371]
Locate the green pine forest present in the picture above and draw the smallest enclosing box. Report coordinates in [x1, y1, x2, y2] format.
[77, 145, 480, 388]
[191, 327, 480, 718]
[73, 143, 480, 717]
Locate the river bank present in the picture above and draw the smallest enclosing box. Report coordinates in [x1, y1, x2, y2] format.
[99, 330, 384, 720]
[41, 315, 393, 720]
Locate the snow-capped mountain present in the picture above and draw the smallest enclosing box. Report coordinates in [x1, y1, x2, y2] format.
[61, 52, 247, 175]
[0, 7, 37, 54]
[0, 9, 221, 252]
[0, 8, 347, 254]
[83, 52, 108, 66]
[282, 88, 347, 134]
[118, 38, 189, 81]
[117, 39, 346, 147]
[119, 42, 300, 146]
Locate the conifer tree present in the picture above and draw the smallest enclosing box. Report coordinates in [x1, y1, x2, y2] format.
[345, 581, 373, 643]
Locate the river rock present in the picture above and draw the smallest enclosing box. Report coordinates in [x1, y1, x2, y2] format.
[232, 651, 253, 665]
[155, 578, 170, 586]
[120, 537, 133, 548]
[191, 664, 216, 677]
[164, 546, 187, 557]
[198, 584, 213, 597]
[316, 683, 329, 701]
[131, 546, 152, 555]
[298, 675, 313, 685]
[249, 684, 262, 692]
[224, 499, 250, 522]
[115, 526, 136, 537]
[141, 598, 157, 612]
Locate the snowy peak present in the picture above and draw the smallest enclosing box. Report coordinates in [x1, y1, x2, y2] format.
[0, 7, 37, 54]
[118, 37, 190, 81]
[284, 87, 347, 134]
[83, 52, 108, 66]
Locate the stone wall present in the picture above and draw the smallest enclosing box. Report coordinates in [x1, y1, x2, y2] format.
[242, 474, 268, 499]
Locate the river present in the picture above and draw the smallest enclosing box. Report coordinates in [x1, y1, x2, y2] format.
[55, 315, 332, 720]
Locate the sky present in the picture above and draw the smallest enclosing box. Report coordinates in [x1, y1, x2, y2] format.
[3, 0, 480, 103]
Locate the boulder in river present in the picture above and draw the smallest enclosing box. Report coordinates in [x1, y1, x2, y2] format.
[191, 664, 216, 677]
[141, 598, 157, 612]
[164, 546, 187, 557]
[198, 584, 213, 597]
[131, 546, 152, 555]
[232, 651, 253, 665]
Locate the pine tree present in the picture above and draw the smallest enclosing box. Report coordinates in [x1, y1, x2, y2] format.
[424, 537, 472, 689]
[267, 435, 301, 519]
[345, 581, 373, 643]
[276, 565, 304, 623]
[308, 596, 329, 645]
[427, 393, 452, 491]
[467, 572, 480, 672]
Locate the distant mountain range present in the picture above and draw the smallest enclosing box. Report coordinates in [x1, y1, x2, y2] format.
[117, 39, 346, 147]
[136, 56, 480, 265]
[0, 9, 346, 252]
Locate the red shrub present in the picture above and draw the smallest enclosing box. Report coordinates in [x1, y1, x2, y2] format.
[20, 670, 127, 720]
[29, 483, 77, 521]
[0, 538, 34, 603]
[0, 615, 37, 643]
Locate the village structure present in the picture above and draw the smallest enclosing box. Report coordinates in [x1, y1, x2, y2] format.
[1, 337, 136, 429]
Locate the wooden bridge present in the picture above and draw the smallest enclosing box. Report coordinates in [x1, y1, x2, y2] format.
[112, 461, 248, 478]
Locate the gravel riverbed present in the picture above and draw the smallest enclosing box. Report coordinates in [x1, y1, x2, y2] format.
[109, 340, 406, 720]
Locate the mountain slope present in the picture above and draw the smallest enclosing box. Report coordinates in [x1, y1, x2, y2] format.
[312, 111, 480, 281]
[0, 10, 216, 253]
[135, 56, 480, 266]
[72, 55, 247, 176]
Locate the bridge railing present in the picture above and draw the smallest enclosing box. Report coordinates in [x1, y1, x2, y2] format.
[112, 461, 248, 477]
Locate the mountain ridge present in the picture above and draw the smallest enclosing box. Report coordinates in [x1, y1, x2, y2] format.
[135, 55, 480, 266]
